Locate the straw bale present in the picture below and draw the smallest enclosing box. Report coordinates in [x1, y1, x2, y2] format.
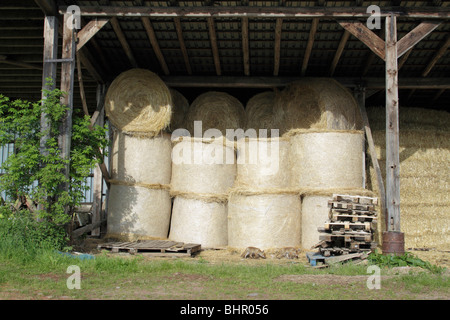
[168, 88, 189, 132]
[245, 91, 280, 136]
[273, 78, 362, 135]
[110, 130, 172, 184]
[184, 91, 246, 137]
[170, 137, 237, 195]
[366, 106, 450, 250]
[105, 68, 172, 134]
[289, 130, 365, 189]
[227, 192, 302, 250]
[235, 137, 291, 189]
[169, 195, 228, 248]
[106, 184, 172, 241]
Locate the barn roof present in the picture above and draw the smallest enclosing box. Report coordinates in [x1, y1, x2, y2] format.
[0, 0, 449, 113]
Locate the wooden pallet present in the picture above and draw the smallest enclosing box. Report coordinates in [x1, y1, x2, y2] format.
[328, 200, 375, 211]
[332, 194, 378, 205]
[97, 240, 201, 257]
[322, 221, 373, 232]
[319, 232, 372, 242]
[329, 213, 377, 223]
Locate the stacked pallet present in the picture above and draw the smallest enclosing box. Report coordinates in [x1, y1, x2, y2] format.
[314, 194, 378, 256]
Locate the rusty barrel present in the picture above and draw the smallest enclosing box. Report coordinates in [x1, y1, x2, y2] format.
[382, 231, 405, 255]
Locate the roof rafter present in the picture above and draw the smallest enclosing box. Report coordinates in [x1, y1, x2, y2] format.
[142, 17, 170, 75]
[110, 17, 138, 68]
[301, 17, 319, 76]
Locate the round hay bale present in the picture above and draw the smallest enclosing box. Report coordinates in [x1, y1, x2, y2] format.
[301, 195, 330, 250]
[235, 137, 291, 189]
[245, 91, 279, 136]
[106, 184, 172, 241]
[184, 91, 245, 137]
[111, 130, 172, 184]
[289, 130, 364, 189]
[273, 78, 362, 135]
[169, 195, 228, 248]
[170, 137, 236, 195]
[105, 68, 172, 134]
[227, 192, 302, 250]
[169, 88, 189, 132]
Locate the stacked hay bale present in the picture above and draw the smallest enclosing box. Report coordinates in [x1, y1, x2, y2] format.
[244, 91, 280, 137]
[168, 88, 189, 132]
[366, 106, 450, 251]
[105, 68, 173, 241]
[183, 91, 246, 137]
[275, 78, 369, 250]
[168, 136, 237, 248]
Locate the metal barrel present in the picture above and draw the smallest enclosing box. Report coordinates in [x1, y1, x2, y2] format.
[381, 231, 405, 255]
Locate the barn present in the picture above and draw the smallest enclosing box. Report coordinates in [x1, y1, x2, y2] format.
[0, 1, 449, 262]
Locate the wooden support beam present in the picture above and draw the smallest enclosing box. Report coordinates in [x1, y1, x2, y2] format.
[338, 20, 385, 60]
[397, 20, 441, 58]
[174, 17, 192, 75]
[110, 17, 138, 68]
[78, 46, 105, 83]
[385, 14, 401, 232]
[142, 17, 170, 75]
[91, 95, 104, 237]
[241, 17, 250, 76]
[422, 34, 450, 77]
[273, 18, 283, 76]
[207, 17, 221, 76]
[301, 18, 319, 76]
[76, 51, 90, 117]
[76, 18, 109, 52]
[329, 30, 350, 76]
[61, 6, 450, 19]
[398, 48, 413, 70]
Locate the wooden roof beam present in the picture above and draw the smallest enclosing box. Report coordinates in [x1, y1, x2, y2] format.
[76, 18, 110, 52]
[207, 17, 221, 76]
[174, 17, 192, 75]
[397, 20, 441, 58]
[110, 17, 138, 68]
[301, 18, 319, 76]
[422, 34, 450, 77]
[273, 18, 283, 76]
[241, 17, 250, 76]
[142, 17, 170, 75]
[329, 30, 350, 76]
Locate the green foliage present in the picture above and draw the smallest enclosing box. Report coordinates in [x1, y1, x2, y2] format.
[0, 81, 108, 249]
[368, 250, 445, 274]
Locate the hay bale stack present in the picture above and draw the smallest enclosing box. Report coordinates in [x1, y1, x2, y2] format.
[168, 136, 237, 247]
[105, 68, 172, 135]
[288, 130, 365, 189]
[227, 190, 302, 250]
[273, 78, 362, 135]
[235, 137, 290, 190]
[245, 91, 280, 136]
[184, 91, 245, 137]
[366, 106, 450, 250]
[168, 88, 189, 132]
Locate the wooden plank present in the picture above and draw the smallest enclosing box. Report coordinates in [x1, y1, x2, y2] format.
[397, 20, 441, 58]
[207, 17, 221, 76]
[76, 18, 109, 52]
[422, 34, 450, 77]
[91, 102, 104, 237]
[329, 30, 350, 76]
[273, 18, 283, 76]
[338, 20, 385, 60]
[385, 14, 401, 232]
[76, 51, 90, 117]
[142, 17, 170, 75]
[174, 17, 191, 75]
[301, 17, 319, 76]
[61, 6, 450, 19]
[241, 17, 250, 76]
[110, 17, 138, 68]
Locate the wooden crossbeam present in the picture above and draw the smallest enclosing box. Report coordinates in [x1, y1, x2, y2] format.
[142, 17, 170, 75]
[110, 17, 138, 68]
[397, 20, 441, 58]
[207, 17, 221, 76]
[273, 18, 283, 76]
[422, 34, 450, 77]
[76, 18, 109, 52]
[241, 17, 250, 76]
[329, 30, 350, 76]
[174, 17, 192, 75]
[301, 18, 319, 76]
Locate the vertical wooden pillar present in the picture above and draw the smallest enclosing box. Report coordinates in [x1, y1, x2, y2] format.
[383, 14, 404, 254]
[59, 14, 76, 195]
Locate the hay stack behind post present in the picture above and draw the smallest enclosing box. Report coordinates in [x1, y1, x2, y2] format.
[245, 91, 280, 136]
[168, 88, 189, 132]
[169, 136, 237, 248]
[104, 69, 173, 241]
